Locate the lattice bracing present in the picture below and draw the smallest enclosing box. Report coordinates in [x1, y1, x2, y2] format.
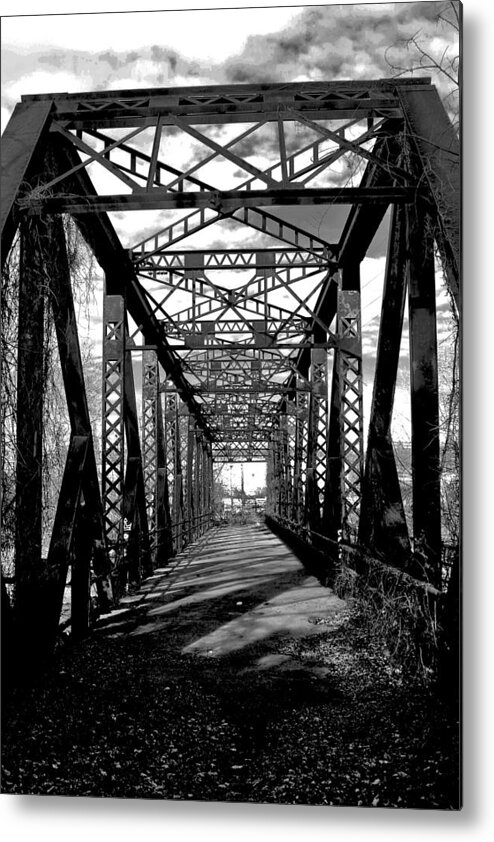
[305, 348, 329, 531]
[338, 290, 364, 538]
[293, 387, 309, 524]
[164, 387, 178, 520]
[102, 296, 126, 561]
[142, 351, 159, 549]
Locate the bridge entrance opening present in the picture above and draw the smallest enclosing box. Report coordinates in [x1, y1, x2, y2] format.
[1, 79, 459, 661]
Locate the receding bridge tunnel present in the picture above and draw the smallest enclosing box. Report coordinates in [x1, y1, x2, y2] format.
[1, 74, 460, 810]
[1, 79, 459, 681]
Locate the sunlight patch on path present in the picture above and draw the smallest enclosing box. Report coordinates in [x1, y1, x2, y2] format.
[111, 523, 347, 663]
[181, 578, 345, 658]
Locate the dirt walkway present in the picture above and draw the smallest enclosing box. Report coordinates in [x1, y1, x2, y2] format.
[99, 522, 346, 674]
[1, 523, 460, 807]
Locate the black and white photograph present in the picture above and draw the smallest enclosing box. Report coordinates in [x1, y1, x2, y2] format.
[0, 0, 469, 829]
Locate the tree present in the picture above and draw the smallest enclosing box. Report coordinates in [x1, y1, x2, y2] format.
[385, 1, 460, 130]
[1, 217, 100, 580]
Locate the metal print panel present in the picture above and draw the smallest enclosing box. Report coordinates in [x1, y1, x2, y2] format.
[1, 1, 461, 813]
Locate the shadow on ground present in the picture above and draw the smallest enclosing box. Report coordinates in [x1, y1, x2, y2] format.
[1, 524, 460, 808]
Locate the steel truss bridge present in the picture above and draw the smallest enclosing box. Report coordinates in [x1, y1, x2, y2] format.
[1, 79, 460, 660]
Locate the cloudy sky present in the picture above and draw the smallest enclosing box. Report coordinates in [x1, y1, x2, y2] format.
[0, 0, 460, 482]
[1, 1, 459, 128]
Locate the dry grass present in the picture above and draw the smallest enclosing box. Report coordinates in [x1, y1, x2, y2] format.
[333, 559, 440, 683]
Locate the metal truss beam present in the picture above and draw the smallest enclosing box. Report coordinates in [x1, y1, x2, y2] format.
[46, 213, 110, 628]
[25, 185, 417, 216]
[14, 216, 47, 662]
[142, 351, 160, 561]
[136, 248, 332, 273]
[21, 79, 427, 128]
[143, 264, 335, 335]
[38, 131, 213, 436]
[155, 385, 173, 565]
[56, 112, 381, 260]
[164, 389, 186, 553]
[164, 342, 331, 353]
[304, 348, 329, 533]
[286, 125, 404, 390]
[102, 293, 126, 581]
[359, 205, 410, 566]
[128, 114, 397, 261]
[0, 100, 53, 264]
[132, 203, 337, 263]
[123, 335, 151, 585]
[399, 86, 460, 310]
[407, 198, 441, 586]
[335, 286, 364, 538]
[22, 78, 430, 128]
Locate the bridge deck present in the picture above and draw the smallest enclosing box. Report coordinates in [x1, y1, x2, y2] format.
[2, 522, 459, 806]
[97, 521, 345, 672]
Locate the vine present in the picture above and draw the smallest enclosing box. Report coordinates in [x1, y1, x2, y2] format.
[1, 215, 100, 591]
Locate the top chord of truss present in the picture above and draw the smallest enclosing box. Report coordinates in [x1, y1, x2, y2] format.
[21, 78, 431, 128]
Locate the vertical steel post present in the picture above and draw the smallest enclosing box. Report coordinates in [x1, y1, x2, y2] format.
[193, 428, 201, 539]
[14, 215, 46, 661]
[203, 444, 209, 526]
[306, 348, 328, 534]
[399, 87, 460, 311]
[286, 400, 297, 525]
[186, 412, 195, 543]
[266, 438, 275, 516]
[324, 346, 343, 545]
[278, 423, 285, 519]
[142, 350, 159, 557]
[201, 437, 209, 533]
[272, 423, 282, 518]
[338, 286, 364, 539]
[123, 338, 151, 585]
[204, 441, 213, 528]
[166, 389, 186, 553]
[324, 268, 364, 546]
[176, 400, 188, 548]
[406, 199, 441, 586]
[290, 396, 301, 526]
[70, 498, 92, 640]
[102, 292, 126, 593]
[294, 384, 309, 526]
[164, 386, 177, 550]
[359, 204, 410, 566]
[279, 411, 291, 521]
[156, 387, 173, 565]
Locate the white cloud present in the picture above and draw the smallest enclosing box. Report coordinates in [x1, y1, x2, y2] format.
[1, 107, 11, 133]
[1, 6, 303, 62]
[2, 69, 93, 112]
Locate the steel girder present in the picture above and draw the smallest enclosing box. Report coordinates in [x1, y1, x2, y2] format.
[18, 80, 409, 128]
